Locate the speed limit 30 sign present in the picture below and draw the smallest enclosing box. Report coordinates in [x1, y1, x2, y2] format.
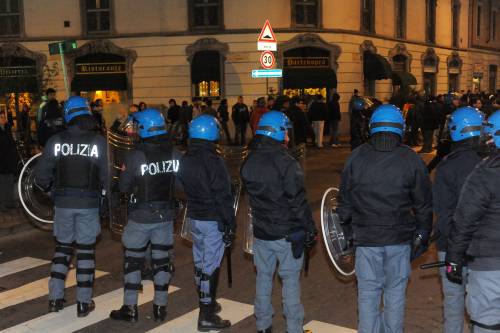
[260, 51, 275, 69]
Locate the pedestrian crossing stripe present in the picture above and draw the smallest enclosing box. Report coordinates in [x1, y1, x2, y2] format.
[146, 298, 254, 333]
[304, 320, 357, 332]
[0, 257, 50, 278]
[0, 269, 108, 310]
[0, 281, 180, 333]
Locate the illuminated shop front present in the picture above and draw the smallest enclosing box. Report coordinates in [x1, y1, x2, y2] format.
[67, 39, 137, 105]
[279, 34, 340, 100]
[0, 43, 45, 136]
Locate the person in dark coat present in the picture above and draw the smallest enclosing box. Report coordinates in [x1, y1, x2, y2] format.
[167, 99, 181, 130]
[288, 97, 309, 146]
[232, 96, 250, 146]
[338, 104, 432, 333]
[308, 95, 328, 148]
[217, 99, 231, 145]
[433, 107, 484, 333]
[419, 97, 439, 153]
[445, 110, 500, 333]
[37, 89, 63, 147]
[0, 111, 19, 211]
[327, 93, 342, 147]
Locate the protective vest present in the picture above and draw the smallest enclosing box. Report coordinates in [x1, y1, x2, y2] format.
[134, 143, 178, 204]
[54, 131, 101, 192]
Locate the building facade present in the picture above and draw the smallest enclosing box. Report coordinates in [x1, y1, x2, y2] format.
[0, 0, 499, 131]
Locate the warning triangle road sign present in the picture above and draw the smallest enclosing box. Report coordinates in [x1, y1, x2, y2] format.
[258, 20, 277, 43]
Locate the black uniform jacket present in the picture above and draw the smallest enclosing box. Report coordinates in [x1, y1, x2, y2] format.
[447, 151, 500, 264]
[119, 140, 182, 223]
[337, 133, 433, 247]
[240, 135, 315, 240]
[433, 140, 481, 251]
[35, 125, 108, 209]
[178, 139, 234, 227]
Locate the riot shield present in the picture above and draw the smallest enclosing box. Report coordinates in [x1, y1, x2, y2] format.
[321, 187, 355, 276]
[107, 130, 135, 236]
[18, 153, 54, 229]
[180, 178, 242, 242]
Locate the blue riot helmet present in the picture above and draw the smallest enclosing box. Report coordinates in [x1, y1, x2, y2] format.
[133, 108, 167, 138]
[447, 106, 484, 142]
[352, 97, 366, 111]
[64, 96, 91, 123]
[485, 110, 500, 148]
[189, 114, 220, 141]
[369, 104, 405, 137]
[255, 111, 291, 142]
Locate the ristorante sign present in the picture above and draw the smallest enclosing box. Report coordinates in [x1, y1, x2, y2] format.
[76, 62, 126, 75]
[0, 66, 36, 77]
[284, 57, 330, 68]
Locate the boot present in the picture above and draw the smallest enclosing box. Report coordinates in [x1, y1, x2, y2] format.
[153, 304, 167, 322]
[257, 326, 272, 333]
[210, 268, 222, 314]
[198, 268, 230, 331]
[77, 300, 95, 318]
[109, 305, 139, 322]
[197, 302, 231, 331]
[196, 269, 222, 314]
[48, 299, 65, 313]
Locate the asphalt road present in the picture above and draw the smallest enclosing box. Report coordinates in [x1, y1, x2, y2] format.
[0, 146, 445, 333]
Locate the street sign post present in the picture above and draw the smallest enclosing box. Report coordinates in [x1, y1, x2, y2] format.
[252, 69, 283, 78]
[260, 51, 275, 69]
[257, 19, 277, 51]
[48, 40, 77, 97]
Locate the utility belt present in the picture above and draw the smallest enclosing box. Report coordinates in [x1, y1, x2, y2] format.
[131, 201, 173, 211]
[54, 188, 100, 198]
[44, 118, 64, 128]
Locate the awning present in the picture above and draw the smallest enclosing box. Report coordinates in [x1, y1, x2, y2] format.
[363, 52, 392, 80]
[0, 56, 38, 93]
[71, 73, 127, 91]
[0, 76, 37, 94]
[191, 51, 221, 83]
[283, 68, 337, 89]
[391, 71, 417, 86]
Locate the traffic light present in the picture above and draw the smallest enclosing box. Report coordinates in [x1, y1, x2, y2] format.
[48, 40, 78, 55]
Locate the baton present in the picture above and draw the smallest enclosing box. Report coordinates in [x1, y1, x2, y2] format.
[420, 261, 446, 269]
[304, 248, 310, 277]
[226, 246, 232, 288]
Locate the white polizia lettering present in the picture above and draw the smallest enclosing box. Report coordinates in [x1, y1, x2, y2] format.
[53, 143, 99, 158]
[140, 160, 180, 176]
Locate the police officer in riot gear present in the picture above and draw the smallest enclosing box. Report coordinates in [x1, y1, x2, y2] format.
[109, 108, 180, 323]
[337, 104, 433, 333]
[35, 96, 108, 317]
[433, 106, 484, 333]
[178, 114, 234, 331]
[350, 97, 368, 150]
[241, 111, 317, 333]
[446, 110, 500, 332]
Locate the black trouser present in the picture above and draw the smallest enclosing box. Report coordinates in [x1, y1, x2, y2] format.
[220, 121, 231, 145]
[422, 129, 434, 152]
[234, 122, 248, 146]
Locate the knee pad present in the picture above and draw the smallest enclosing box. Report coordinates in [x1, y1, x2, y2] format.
[55, 240, 74, 256]
[152, 257, 174, 276]
[124, 255, 144, 275]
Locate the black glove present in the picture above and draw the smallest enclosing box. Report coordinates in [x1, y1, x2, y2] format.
[445, 261, 463, 285]
[411, 230, 430, 261]
[305, 228, 318, 249]
[445, 252, 464, 285]
[223, 223, 235, 248]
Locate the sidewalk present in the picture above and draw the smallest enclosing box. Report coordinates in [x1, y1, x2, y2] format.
[0, 205, 35, 238]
